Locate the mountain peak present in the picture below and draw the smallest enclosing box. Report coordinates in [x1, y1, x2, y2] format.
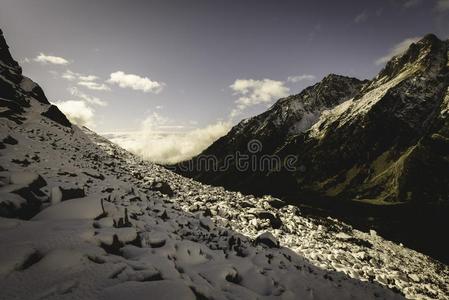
[375, 33, 447, 83]
[0, 28, 21, 72]
[321, 73, 353, 82]
[419, 33, 441, 45]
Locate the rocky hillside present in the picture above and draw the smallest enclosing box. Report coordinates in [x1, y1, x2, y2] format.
[1, 29, 449, 299]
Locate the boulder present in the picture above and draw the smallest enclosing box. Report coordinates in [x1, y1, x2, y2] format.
[149, 181, 174, 197]
[41, 105, 71, 128]
[255, 232, 279, 248]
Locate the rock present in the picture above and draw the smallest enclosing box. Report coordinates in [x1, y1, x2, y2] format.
[147, 233, 166, 248]
[335, 232, 352, 240]
[51, 186, 62, 205]
[41, 105, 71, 128]
[60, 187, 85, 201]
[149, 181, 174, 197]
[255, 232, 279, 248]
[252, 210, 283, 229]
[408, 274, 420, 282]
[240, 201, 255, 208]
[0, 172, 48, 219]
[94, 217, 114, 228]
[82, 171, 105, 180]
[267, 198, 287, 209]
[9, 172, 45, 188]
[0, 29, 21, 70]
[199, 217, 214, 230]
[3, 135, 18, 145]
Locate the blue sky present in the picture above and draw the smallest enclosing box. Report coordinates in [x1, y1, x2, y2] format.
[1, 0, 448, 162]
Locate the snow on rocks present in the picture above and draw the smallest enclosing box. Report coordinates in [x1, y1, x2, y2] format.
[0, 92, 448, 299]
[255, 231, 279, 248]
[9, 171, 42, 186]
[32, 196, 103, 220]
[50, 186, 62, 205]
[99, 280, 196, 300]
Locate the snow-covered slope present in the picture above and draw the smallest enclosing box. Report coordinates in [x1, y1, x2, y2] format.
[1, 30, 449, 299]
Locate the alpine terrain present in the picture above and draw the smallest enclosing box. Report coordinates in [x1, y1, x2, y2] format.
[1, 29, 449, 299]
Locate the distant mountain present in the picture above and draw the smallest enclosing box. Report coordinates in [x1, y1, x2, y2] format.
[177, 34, 449, 262]
[5, 28, 449, 299]
[177, 73, 367, 192]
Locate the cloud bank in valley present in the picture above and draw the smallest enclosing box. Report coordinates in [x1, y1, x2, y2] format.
[104, 113, 230, 164]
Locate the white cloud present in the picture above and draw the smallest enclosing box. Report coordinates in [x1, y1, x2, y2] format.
[68, 87, 107, 107]
[375, 36, 421, 65]
[53, 86, 107, 128]
[402, 0, 422, 8]
[61, 70, 78, 81]
[229, 108, 243, 119]
[77, 81, 111, 91]
[20, 57, 31, 64]
[354, 11, 368, 23]
[287, 74, 316, 83]
[53, 100, 94, 127]
[78, 75, 98, 81]
[61, 70, 110, 91]
[108, 71, 164, 93]
[34, 53, 70, 65]
[230, 78, 289, 111]
[436, 0, 449, 11]
[105, 112, 230, 164]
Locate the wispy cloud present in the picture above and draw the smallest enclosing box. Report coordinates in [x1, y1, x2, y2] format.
[68, 87, 107, 106]
[62, 70, 102, 82]
[33, 53, 70, 65]
[108, 71, 164, 93]
[436, 0, 449, 11]
[402, 0, 423, 8]
[354, 11, 368, 23]
[375, 36, 421, 65]
[61, 69, 110, 91]
[287, 74, 316, 83]
[61, 70, 79, 81]
[77, 81, 111, 91]
[53, 84, 108, 128]
[78, 75, 98, 81]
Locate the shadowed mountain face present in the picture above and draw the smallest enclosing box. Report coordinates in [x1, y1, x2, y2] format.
[0, 29, 70, 128]
[177, 34, 449, 263]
